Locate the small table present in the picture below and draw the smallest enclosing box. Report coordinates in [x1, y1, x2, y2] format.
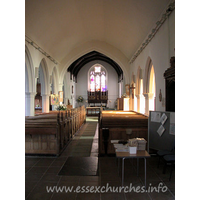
[116, 150, 150, 188]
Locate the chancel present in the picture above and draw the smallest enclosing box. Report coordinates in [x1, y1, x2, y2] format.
[25, 0, 175, 199]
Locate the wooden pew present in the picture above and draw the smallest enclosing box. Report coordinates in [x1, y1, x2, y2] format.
[32, 110, 71, 145]
[99, 111, 148, 155]
[27, 112, 67, 148]
[25, 106, 86, 156]
[25, 114, 62, 156]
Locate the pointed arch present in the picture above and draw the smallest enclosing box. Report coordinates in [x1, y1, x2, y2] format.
[135, 66, 145, 114]
[59, 41, 130, 85]
[25, 45, 35, 93]
[39, 58, 50, 95]
[148, 65, 156, 94]
[63, 71, 71, 105]
[144, 57, 156, 114]
[25, 45, 36, 116]
[144, 57, 156, 94]
[67, 51, 123, 83]
[38, 58, 50, 113]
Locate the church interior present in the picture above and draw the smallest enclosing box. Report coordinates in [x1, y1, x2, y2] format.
[23, 0, 177, 199]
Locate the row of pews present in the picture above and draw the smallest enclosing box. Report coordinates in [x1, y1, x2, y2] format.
[98, 110, 148, 155]
[25, 106, 86, 156]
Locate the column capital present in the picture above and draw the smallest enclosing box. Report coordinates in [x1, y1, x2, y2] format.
[25, 92, 36, 97]
[135, 94, 140, 99]
[58, 83, 63, 91]
[143, 93, 154, 99]
[41, 94, 50, 97]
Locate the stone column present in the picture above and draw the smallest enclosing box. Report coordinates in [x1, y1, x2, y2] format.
[70, 80, 76, 108]
[25, 92, 36, 116]
[73, 82, 77, 108]
[58, 83, 64, 106]
[63, 72, 71, 105]
[143, 93, 149, 116]
[118, 81, 122, 98]
[42, 94, 50, 113]
[58, 83, 63, 92]
[135, 94, 140, 113]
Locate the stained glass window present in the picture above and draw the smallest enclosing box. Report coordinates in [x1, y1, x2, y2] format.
[96, 74, 100, 91]
[89, 65, 107, 92]
[101, 71, 106, 91]
[90, 72, 95, 92]
[95, 66, 101, 73]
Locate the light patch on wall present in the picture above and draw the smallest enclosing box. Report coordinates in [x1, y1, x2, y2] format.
[123, 98, 129, 111]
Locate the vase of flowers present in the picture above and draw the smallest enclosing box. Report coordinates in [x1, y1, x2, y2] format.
[122, 93, 128, 98]
[76, 96, 84, 105]
[55, 104, 67, 111]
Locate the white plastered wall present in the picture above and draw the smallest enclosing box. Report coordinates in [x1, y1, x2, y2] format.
[130, 10, 175, 112]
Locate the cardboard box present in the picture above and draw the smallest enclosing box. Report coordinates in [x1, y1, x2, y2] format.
[137, 139, 147, 150]
[129, 146, 137, 154]
[138, 143, 146, 150]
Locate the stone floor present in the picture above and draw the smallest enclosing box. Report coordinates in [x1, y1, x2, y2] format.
[25, 117, 175, 200]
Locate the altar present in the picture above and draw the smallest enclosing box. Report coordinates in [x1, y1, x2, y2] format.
[86, 107, 102, 116]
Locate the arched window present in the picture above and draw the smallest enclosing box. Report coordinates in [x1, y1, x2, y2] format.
[146, 60, 156, 113]
[90, 71, 95, 91]
[140, 79, 145, 114]
[88, 64, 107, 92]
[147, 63, 156, 111]
[136, 67, 145, 114]
[101, 71, 106, 91]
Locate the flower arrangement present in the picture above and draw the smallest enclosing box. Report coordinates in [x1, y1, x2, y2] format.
[76, 96, 84, 103]
[55, 104, 67, 111]
[122, 93, 128, 98]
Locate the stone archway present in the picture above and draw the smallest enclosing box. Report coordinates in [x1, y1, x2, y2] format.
[25, 45, 36, 116]
[38, 58, 50, 113]
[143, 58, 156, 115]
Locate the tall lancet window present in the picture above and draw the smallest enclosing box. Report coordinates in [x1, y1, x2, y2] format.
[96, 74, 100, 91]
[90, 71, 95, 92]
[101, 71, 106, 91]
[148, 63, 156, 111]
[89, 64, 107, 92]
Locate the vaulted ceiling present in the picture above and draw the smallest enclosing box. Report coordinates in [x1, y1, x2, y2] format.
[25, 0, 171, 64]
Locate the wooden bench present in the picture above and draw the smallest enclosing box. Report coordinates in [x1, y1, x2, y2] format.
[86, 107, 102, 116]
[99, 111, 148, 155]
[26, 112, 67, 147]
[25, 115, 62, 156]
[25, 106, 86, 156]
